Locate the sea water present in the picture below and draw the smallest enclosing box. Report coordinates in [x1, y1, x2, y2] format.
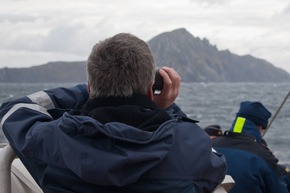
[0, 82, 289, 164]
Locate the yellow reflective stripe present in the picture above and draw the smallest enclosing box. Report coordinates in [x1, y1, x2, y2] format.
[233, 117, 246, 133]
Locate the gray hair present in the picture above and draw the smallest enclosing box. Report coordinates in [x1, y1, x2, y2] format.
[87, 33, 156, 98]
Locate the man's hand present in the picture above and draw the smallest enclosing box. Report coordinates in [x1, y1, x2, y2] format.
[153, 67, 181, 109]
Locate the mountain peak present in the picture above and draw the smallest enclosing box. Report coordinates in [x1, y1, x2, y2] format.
[148, 28, 290, 82]
[1, 28, 289, 83]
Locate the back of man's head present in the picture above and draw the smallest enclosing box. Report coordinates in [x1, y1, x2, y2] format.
[87, 33, 156, 98]
[236, 101, 271, 129]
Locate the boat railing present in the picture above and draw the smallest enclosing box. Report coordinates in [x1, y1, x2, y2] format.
[0, 143, 43, 193]
[214, 175, 235, 193]
[0, 142, 7, 148]
[0, 143, 16, 193]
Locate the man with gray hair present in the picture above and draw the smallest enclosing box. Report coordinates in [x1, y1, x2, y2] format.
[1, 33, 226, 193]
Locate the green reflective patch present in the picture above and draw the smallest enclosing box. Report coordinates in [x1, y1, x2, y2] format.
[233, 117, 246, 133]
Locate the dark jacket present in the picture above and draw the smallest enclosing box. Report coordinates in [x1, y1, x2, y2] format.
[212, 118, 289, 193]
[1, 84, 226, 193]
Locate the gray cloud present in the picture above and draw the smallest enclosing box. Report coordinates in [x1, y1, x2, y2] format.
[282, 2, 290, 15]
[0, 0, 289, 73]
[0, 13, 39, 23]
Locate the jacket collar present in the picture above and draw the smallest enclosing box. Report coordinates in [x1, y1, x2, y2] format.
[82, 94, 158, 113]
[224, 130, 256, 141]
[80, 94, 171, 131]
[229, 117, 262, 143]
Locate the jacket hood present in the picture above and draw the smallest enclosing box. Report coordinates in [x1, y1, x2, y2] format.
[230, 117, 262, 143]
[57, 112, 175, 186]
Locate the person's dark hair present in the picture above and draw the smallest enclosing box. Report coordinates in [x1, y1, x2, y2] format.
[204, 124, 223, 137]
[87, 33, 156, 98]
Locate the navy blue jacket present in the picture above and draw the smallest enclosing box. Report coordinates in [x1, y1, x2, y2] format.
[212, 118, 288, 193]
[0, 84, 226, 193]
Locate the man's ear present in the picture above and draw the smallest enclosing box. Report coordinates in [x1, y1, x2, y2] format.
[147, 82, 154, 100]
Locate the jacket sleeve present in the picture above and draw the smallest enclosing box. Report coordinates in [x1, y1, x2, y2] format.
[0, 84, 89, 161]
[0, 84, 88, 112]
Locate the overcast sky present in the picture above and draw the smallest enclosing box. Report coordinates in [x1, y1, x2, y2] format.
[1, 0, 290, 73]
